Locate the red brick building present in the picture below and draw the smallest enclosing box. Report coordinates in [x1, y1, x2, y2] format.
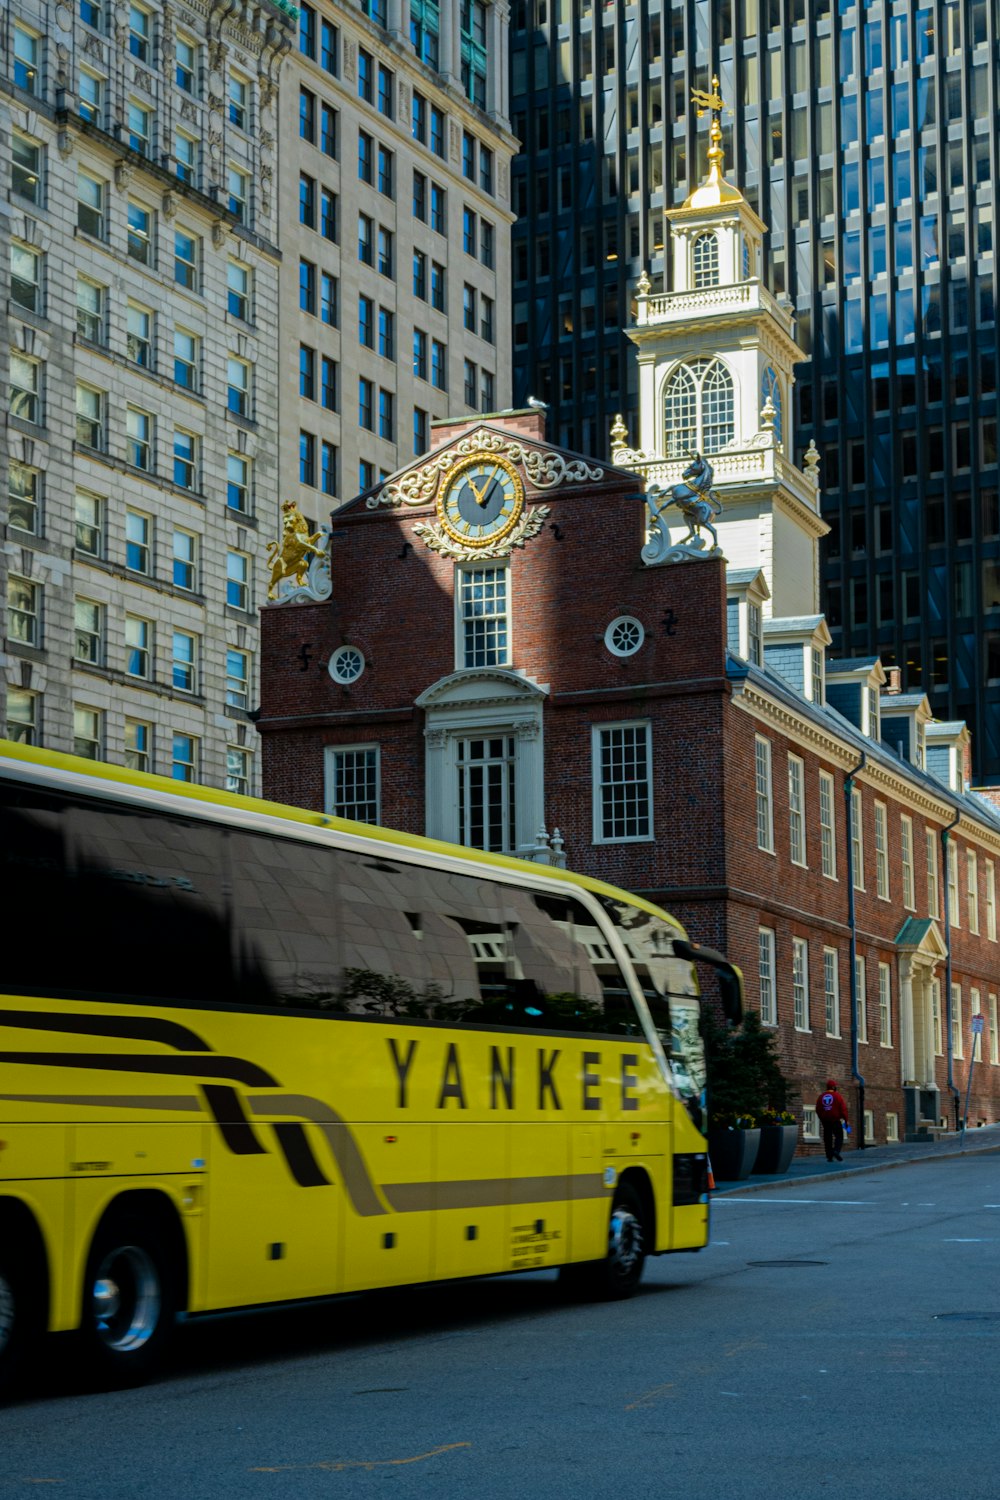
[258, 140, 1000, 1147]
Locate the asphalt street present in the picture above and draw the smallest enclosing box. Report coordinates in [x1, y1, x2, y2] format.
[4, 1152, 1000, 1500]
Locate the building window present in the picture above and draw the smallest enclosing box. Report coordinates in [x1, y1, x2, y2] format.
[431, 182, 447, 233]
[952, 983, 963, 1059]
[125, 302, 152, 368]
[172, 732, 197, 782]
[321, 188, 338, 241]
[413, 250, 427, 300]
[321, 356, 338, 411]
[378, 63, 393, 117]
[594, 722, 653, 843]
[127, 100, 152, 156]
[464, 358, 477, 406]
[823, 947, 840, 1037]
[173, 428, 198, 490]
[80, 0, 102, 28]
[172, 529, 197, 590]
[931, 980, 943, 1056]
[947, 840, 960, 926]
[7, 689, 39, 745]
[802, 1107, 819, 1141]
[173, 328, 198, 390]
[431, 261, 445, 310]
[174, 130, 196, 185]
[321, 273, 338, 325]
[927, 829, 939, 917]
[481, 369, 495, 412]
[125, 614, 152, 679]
[480, 146, 493, 195]
[226, 552, 250, 611]
[968, 849, 980, 933]
[227, 747, 251, 796]
[227, 452, 250, 514]
[604, 616, 644, 657]
[460, 0, 487, 107]
[458, 563, 508, 669]
[761, 366, 783, 445]
[9, 462, 40, 535]
[358, 213, 373, 265]
[228, 167, 249, 223]
[463, 206, 477, 255]
[851, 787, 864, 889]
[663, 358, 735, 457]
[819, 769, 837, 879]
[901, 815, 915, 909]
[74, 598, 103, 664]
[299, 257, 316, 314]
[299, 431, 316, 486]
[300, 86, 315, 142]
[692, 230, 719, 287]
[481, 219, 494, 268]
[125, 509, 151, 573]
[792, 936, 809, 1031]
[227, 358, 250, 418]
[321, 17, 338, 71]
[74, 489, 104, 555]
[359, 377, 374, 431]
[430, 104, 445, 156]
[971, 989, 983, 1062]
[755, 735, 773, 852]
[453, 735, 517, 853]
[300, 173, 316, 227]
[77, 170, 104, 237]
[321, 440, 337, 495]
[989, 994, 999, 1065]
[788, 754, 806, 866]
[13, 133, 42, 204]
[74, 705, 103, 760]
[228, 71, 248, 130]
[127, 201, 152, 264]
[378, 144, 394, 197]
[75, 383, 103, 449]
[300, 343, 316, 400]
[226, 648, 250, 709]
[410, 1, 439, 66]
[126, 406, 153, 471]
[358, 46, 373, 102]
[758, 927, 777, 1025]
[414, 406, 428, 455]
[377, 226, 393, 277]
[986, 861, 997, 941]
[13, 24, 40, 93]
[174, 229, 198, 290]
[886, 1112, 899, 1143]
[875, 801, 889, 899]
[227, 261, 250, 321]
[129, 3, 151, 60]
[125, 719, 151, 772]
[378, 388, 394, 441]
[431, 338, 447, 390]
[378, 307, 394, 359]
[463, 283, 477, 332]
[856, 954, 867, 1043]
[299, 3, 315, 56]
[328, 746, 380, 823]
[8, 576, 40, 647]
[321, 103, 337, 157]
[172, 630, 198, 693]
[175, 35, 197, 91]
[482, 296, 494, 344]
[10, 354, 41, 425]
[13, 243, 43, 315]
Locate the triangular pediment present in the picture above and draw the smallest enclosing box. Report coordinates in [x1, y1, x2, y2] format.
[895, 917, 948, 962]
[416, 668, 548, 712]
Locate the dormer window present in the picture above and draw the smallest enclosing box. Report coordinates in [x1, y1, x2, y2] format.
[811, 647, 824, 705]
[748, 600, 762, 665]
[664, 358, 734, 457]
[761, 365, 783, 446]
[692, 231, 720, 288]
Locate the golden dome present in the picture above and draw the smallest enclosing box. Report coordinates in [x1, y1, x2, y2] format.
[682, 117, 744, 210]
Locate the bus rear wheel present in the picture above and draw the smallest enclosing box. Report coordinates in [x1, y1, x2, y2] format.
[0, 1243, 35, 1401]
[81, 1209, 177, 1388]
[559, 1180, 647, 1302]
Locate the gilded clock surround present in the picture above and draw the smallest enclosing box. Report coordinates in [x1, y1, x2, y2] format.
[436, 453, 525, 549]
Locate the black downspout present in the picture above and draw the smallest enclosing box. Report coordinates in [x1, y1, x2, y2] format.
[844, 750, 867, 1149]
[942, 809, 962, 1131]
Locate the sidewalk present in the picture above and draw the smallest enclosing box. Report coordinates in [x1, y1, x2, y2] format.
[712, 1122, 1000, 1195]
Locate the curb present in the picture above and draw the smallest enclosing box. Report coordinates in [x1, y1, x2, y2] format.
[712, 1140, 1000, 1196]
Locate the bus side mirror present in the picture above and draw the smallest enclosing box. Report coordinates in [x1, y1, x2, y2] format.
[673, 940, 744, 1025]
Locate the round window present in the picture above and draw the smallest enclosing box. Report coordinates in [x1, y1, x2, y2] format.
[605, 616, 644, 658]
[329, 645, 365, 684]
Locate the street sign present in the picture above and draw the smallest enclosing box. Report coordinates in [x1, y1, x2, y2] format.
[971, 1014, 986, 1034]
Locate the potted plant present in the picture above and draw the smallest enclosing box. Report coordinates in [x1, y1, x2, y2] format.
[702, 1008, 797, 1181]
[707, 1111, 760, 1180]
[753, 1108, 799, 1175]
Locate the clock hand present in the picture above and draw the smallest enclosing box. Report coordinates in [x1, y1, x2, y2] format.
[466, 475, 485, 506]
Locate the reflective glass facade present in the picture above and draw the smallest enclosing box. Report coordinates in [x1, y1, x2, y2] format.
[510, 0, 1000, 780]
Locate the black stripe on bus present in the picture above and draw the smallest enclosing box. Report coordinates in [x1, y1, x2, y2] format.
[201, 1084, 267, 1155]
[272, 1121, 330, 1187]
[0, 1052, 278, 1087]
[0, 1010, 212, 1053]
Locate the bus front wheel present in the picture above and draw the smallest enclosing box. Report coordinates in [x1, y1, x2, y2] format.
[81, 1208, 177, 1388]
[559, 1180, 647, 1301]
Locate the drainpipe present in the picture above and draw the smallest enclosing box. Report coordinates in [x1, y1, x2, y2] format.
[941, 808, 962, 1131]
[844, 750, 867, 1148]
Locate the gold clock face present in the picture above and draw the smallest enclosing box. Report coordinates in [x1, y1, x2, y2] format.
[437, 454, 525, 548]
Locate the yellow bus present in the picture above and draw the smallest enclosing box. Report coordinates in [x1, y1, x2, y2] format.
[0, 740, 741, 1393]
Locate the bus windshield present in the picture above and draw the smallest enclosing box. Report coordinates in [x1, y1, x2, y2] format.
[601, 898, 707, 1105]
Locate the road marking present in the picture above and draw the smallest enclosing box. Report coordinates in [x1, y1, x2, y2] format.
[714, 1198, 868, 1206]
[943, 1238, 992, 1243]
[249, 1444, 471, 1474]
[984, 1205, 1000, 1208]
[625, 1382, 675, 1410]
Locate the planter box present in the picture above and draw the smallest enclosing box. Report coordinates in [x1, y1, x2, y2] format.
[752, 1123, 799, 1175]
[708, 1127, 760, 1181]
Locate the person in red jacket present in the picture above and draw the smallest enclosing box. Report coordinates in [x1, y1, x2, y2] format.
[816, 1079, 849, 1162]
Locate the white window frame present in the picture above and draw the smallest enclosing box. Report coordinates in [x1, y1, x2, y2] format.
[947, 840, 960, 928]
[455, 562, 510, 670]
[788, 753, 806, 867]
[125, 613, 152, 679]
[12, 242, 43, 315]
[885, 1112, 899, 1142]
[226, 746, 251, 797]
[986, 861, 997, 942]
[324, 743, 381, 824]
[967, 849, 980, 934]
[952, 983, 963, 1059]
[879, 961, 893, 1047]
[802, 1106, 819, 1141]
[856, 953, 867, 1043]
[755, 735, 774, 853]
[851, 786, 865, 890]
[171, 731, 198, 782]
[927, 829, 939, 918]
[819, 768, 837, 879]
[900, 814, 915, 910]
[225, 647, 250, 710]
[989, 993, 999, 1065]
[592, 721, 654, 844]
[932, 979, 943, 1056]
[823, 947, 840, 1037]
[125, 717, 151, 772]
[874, 801, 889, 900]
[73, 704, 103, 760]
[73, 596, 103, 664]
[758, 926, 777, 1026]
[9, 575, 41, 647]
[792, 935, 809, 1031]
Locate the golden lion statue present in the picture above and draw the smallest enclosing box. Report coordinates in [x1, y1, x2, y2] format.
[267, 501, 326, 598]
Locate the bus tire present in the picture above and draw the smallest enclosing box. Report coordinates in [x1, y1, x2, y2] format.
[559, 1180, 647, 1302]
[0, 1239, 36, 1401]
[81, 1206, 178, 1388]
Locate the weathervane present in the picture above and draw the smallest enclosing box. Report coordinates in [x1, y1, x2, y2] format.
[688, 76, 734, 198]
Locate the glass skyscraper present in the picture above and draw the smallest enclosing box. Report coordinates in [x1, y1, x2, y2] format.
[509, 0, 1000, 781]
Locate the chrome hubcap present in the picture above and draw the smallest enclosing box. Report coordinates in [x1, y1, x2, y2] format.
[608, 1208, 643, 1279]
[91, 1245, 160, 1352]
[0, 1273, 14, 1353]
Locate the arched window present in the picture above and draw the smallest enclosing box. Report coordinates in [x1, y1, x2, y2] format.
[692, 231, 720, 288]
[761, 365, 783, 445]
[663, 359, 735, 457]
